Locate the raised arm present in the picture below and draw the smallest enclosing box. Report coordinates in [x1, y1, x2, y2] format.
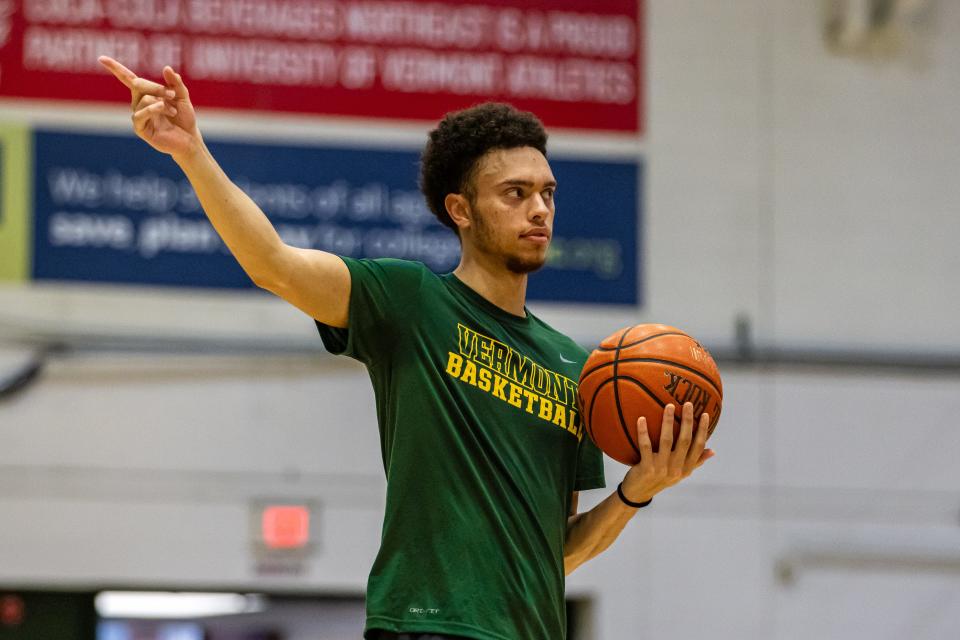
[98, 56, 350, 327]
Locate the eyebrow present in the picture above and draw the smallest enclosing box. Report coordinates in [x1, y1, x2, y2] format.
[496, 179, 558, 188]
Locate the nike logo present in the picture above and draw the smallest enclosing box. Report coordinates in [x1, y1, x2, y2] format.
[559, 354, 576, 364]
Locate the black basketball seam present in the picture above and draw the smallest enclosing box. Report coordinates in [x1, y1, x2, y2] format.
[615, 375, 675, 413]
[579, 389, 596, 447]
[583, 373, 690, 457]
[615, 374, 684, 435]
[581, 324, 633, 446]
[707, 407, 721, 436]
[612, 325, 643, 461]
[585, 379, 615, 451]
[579, 356, 722, 397]
[594, 331, 688, 352]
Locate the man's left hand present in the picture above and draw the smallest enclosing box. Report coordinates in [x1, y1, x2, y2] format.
[619, 402, 715, 504]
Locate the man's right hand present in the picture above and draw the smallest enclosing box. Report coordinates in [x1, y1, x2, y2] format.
[98, 56, 201, 160]
[96, 55, 351, 328]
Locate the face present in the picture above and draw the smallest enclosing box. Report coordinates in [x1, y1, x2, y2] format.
[455, 147, 557, 274]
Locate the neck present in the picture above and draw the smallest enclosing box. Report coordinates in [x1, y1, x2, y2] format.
[453, 250, 528, 317]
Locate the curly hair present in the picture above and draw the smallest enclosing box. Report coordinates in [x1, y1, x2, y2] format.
[420, 102, 548, 233]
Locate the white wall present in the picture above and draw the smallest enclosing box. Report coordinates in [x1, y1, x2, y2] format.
[768, 0, 960, 351]
[2, 358, 958, 638]
[2, 1, 960, 639]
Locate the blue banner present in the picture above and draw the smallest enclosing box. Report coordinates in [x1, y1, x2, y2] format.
[32, 130, 640, 304]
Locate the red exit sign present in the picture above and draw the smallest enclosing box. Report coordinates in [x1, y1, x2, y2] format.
[261, 505, 310, 550]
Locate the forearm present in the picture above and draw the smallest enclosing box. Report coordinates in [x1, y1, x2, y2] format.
[563, 489, 638, 575]
[174, 141, 286, 286]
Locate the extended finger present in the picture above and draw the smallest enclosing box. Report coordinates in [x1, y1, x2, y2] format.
[162, 66, 190, 100]
[669, 402, 695, 470]
[98, 55, 137, 88]
[685, 412, 710, 469]
[658, 403, 675, 454]
[635, 416, 653, 466]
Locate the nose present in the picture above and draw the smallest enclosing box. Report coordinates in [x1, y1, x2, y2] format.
[530, 193, 550, 223]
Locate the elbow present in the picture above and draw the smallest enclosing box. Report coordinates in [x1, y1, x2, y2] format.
[247, 254, 289, 295]
[245, 242, 292, 294]
[563, 546, 590, 576]
[564, 552, 587, 576]
[249, 269, 279, 293]
[252, 272, 293, 302]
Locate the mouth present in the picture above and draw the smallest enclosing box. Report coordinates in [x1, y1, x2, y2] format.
[520, 229, 551, 244]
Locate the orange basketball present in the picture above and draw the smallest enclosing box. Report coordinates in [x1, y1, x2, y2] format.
[578, 324, 723, 466]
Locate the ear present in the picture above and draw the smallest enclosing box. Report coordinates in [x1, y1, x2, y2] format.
[445, 193, 472, 233]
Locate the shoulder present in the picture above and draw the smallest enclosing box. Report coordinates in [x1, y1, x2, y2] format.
[343, 256, 431, 276]
[342, 257, 434, 290]
[527, 312, 589, 361]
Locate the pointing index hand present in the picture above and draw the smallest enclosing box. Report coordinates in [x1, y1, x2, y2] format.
[96, 55, 201, 159]
[98, 56, 176, 107]
[97, 55, 136, 89]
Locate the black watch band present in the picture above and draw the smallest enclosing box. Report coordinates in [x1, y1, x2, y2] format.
[617, 482, 653, 509]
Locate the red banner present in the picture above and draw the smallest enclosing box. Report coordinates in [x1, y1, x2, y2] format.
[0, 0, 644, 132]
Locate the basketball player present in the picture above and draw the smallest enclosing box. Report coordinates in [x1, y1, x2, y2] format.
[99, 57, 715, 640]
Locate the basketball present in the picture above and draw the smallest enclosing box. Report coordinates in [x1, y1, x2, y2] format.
[578, 324, 723, 466]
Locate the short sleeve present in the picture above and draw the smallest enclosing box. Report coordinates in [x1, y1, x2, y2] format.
[574, 434, 606, 491]
[315, 257, 426, 365]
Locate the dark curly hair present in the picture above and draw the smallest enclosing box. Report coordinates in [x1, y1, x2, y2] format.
[420, 102, 548, 233]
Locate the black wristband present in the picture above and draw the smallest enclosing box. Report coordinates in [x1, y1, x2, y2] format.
[617, 482, 653, 509]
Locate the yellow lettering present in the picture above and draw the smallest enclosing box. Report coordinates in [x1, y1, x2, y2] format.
[538, 397, 554, 420]
[508, 353, 534, 387]
[478, 368, 492, 392]
[521, 388, 537, 413]
[460, 360, 477, 386]
[446, 352, 463, 377]
[557, 378, 578, 404]
[530, 365, 547, 395]
[449, 328, 587, 440]
[475, 336, 494, 368]
[457, 324, 476, 358]
[552, 403, 567, 428]
[492, 375, 508, 401]
[508, 383, 523, 408]
[491, 342, 510, 374]
[542, 370, 560, 401]
[566, 409, 579, 435]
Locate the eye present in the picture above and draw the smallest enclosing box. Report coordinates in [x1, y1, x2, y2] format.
[508, 187, 524, 198]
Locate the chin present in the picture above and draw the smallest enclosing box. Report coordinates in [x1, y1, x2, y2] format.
[505, 255, 547, 274]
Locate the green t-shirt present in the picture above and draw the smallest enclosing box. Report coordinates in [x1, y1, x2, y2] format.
[316, 257, 606, 640]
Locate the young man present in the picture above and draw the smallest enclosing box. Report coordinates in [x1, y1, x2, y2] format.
[100, 57, 715, 640]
